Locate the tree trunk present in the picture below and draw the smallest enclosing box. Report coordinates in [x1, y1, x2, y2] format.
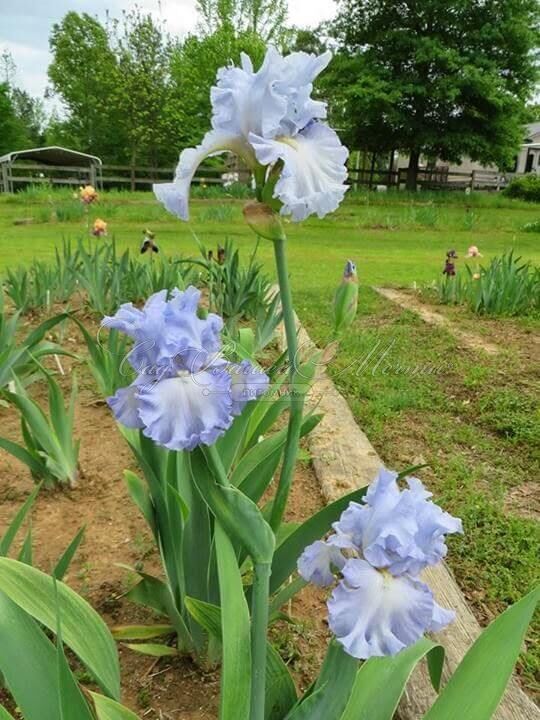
[369, 152, 376, 189]
[406, 149, 421, 191]
[130, 150, 136, 192]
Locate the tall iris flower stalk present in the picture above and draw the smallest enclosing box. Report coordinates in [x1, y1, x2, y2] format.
[153, 48, 349, 717]
[154, 45, 349, 532]
[122, 47, 467, 720]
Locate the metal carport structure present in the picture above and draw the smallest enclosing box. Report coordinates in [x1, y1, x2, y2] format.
[0, 146, 102, 193]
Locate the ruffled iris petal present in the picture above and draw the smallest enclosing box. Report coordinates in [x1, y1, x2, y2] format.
[107, 378, 146, 429]
[163, 287, 224, 372]
[330, 467, 462, 576]
[102, 303, 144, 337]
[154, 130, 255, 220]
[328, 559, 439, 659]
[137, 368, 233, 451]
[211, 47, 332, 141]
[249, 123, 349, 221]
[276, 50, 331, 135]
[229, 359, 269, 415]
[430, 600, 456, 631]
[298, 540, 346, 587]
[211, 47, 288, 140]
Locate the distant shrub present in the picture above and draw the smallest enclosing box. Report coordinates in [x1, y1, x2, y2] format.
[522, 219, 540, 232]
[503, 174, 540, 202]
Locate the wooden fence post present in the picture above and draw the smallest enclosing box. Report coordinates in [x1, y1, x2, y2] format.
[0, 162, 8, 193]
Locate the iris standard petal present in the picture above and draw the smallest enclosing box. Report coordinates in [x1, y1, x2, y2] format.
[211, 47, 331, 141]
[102, 303, 144, 337]
[330, 468, 462, 576]
[104, 290, 171, 376]
[211, 46, 288, 140]
[328, 559, 437, 659]
[249, 122, 349, 221]
[276, 50, 332, 135]
[137, 368, 234, 451]
[298, 540, 346, 587]
[330, 501, 369, 550]
[228, 359, 269, 415]
[153, 130, 256, 220]
[163, 287, 224, 372]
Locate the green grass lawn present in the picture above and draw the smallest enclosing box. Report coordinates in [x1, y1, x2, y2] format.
[299, 285, 539, 696]
[1, 186, 539, 694]
[1, 186, 539, 286]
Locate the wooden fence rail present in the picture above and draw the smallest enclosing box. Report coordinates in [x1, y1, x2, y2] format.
[347, 166, 516, 191]
[0, 160, 244, 193]
[0, 159, 525, 194]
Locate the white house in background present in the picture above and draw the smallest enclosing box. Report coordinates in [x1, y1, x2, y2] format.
[394, 122, 540, 176]
[518, 122, 540, 173]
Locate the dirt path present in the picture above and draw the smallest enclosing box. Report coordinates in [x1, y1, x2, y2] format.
[374, 286, 501, 355]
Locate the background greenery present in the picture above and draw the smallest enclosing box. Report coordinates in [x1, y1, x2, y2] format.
[1, 0, 539, 183]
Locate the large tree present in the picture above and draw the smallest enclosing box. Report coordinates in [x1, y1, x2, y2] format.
[196, 0, 287, 42]
[0, 52, 46, 148]
[331, 0, 540, 189]
[0, 83, 27, 155]
[48, 12, 120, 157]
[113, 9, 174, 167]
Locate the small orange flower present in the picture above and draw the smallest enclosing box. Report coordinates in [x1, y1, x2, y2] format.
[80, 185, 98, 204]
[92, 218, 108, 237]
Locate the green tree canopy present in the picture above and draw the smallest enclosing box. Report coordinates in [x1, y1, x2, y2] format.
[113, 9, 174, 167]
[330, 0, 540, 188]
[48, 12, 120, 158]
[196, 0, 288, 42]
[0, 83, 28, 155]
[0, 52, 46, 149]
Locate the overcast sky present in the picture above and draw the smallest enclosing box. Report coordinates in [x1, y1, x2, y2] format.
[0, 0, 337, 104]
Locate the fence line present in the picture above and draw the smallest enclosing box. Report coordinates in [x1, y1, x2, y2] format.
[0, 159, 244, 193]
[0, 159, 525, 194]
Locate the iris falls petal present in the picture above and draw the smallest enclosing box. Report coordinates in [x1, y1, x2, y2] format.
[328, 560, 446, 659]
[154, 130, 256, 220]
[249, 123, 349, 221]
[137, 368, 234, 451]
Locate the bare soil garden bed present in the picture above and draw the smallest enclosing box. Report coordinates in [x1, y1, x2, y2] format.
[0, 314, 330, 719]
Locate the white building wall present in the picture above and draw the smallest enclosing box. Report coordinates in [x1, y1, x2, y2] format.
[395, 123, 540, 175]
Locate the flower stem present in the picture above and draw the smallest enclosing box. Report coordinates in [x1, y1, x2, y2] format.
[250, 561, 271, 720]
[270, 235, 305, 532]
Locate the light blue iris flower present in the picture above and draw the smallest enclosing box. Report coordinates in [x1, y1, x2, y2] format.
[154, 46, 349, 222]
[298, 468, 462, 659]
[103, 287, 269, 451]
